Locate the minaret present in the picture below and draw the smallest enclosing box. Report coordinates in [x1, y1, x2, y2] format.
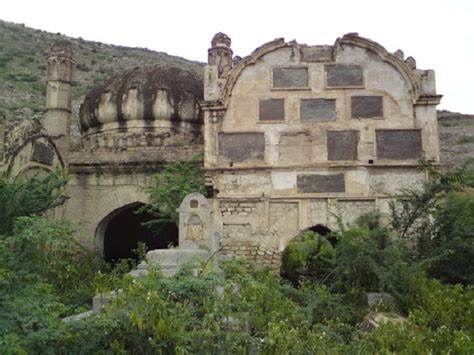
[44, 41, 74, 156]
[208, 32, 233, 78]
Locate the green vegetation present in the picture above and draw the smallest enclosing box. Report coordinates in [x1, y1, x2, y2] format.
[138, 155, 206, 228]
[456, 135, 474, 145]
[1, 163, 474, 353]
[0, 172, 68, 235]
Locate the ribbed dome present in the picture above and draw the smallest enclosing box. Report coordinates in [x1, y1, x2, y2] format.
[79, 65, 203, 132]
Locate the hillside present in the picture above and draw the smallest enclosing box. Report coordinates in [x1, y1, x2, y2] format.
[0, 19, 203, 135]
[0, 19, 472, 167]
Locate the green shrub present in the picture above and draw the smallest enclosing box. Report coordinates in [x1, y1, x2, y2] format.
[281, 230, 335, 286]
[0, 171, 68, 235]
[426, 193, 474, 284]
[138, 156, 206, 229]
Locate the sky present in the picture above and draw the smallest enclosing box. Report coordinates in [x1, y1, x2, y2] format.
[2, 0, 473, 113]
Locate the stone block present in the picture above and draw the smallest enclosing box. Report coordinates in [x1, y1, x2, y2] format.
[272, 171, 297, 190]
[272, 67, 308, 88]
[300, 99, 336, 121]
[376, 130, 422, 160]
[327, 130, 358, 160]
[325, 64, 363, 87]
[279, 132, 311, 163]
[351, 96, 383, 118]
[218, 133, 265, 162]
[301, 46, 333, 62]
[31, 142, 54, 166]
[297, 174, 345, 193]
[259, 98, 285, 121]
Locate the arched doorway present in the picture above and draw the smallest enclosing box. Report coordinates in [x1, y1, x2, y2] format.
[98, 203, 178, 263]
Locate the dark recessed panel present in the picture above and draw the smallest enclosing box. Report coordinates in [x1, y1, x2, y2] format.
[218, 133, 265, 162]
[297, 174, 345, 193]
[327, 130, 358, 160]
[31, 142, 55, 166]
[351, 96, 383, 118]
[273, 67, 308, 88]
[376, 129, 422, 160]
[325, 64, 363, 87]
[259, 98, 285, 121]
[300, 99, 336, 121]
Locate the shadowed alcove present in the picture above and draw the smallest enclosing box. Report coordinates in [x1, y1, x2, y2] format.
[100, 203, 178, 263]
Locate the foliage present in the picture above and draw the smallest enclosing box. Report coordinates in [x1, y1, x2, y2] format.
[391, 160, 474, 240]
[425, 192, 474, 284]
[281, 212, 421, 307]
[138, 156, 206, 229]
[390, 161, 474, 285]
[0, 216, 107, 352]
[4, 258, 472, 353]
[1, 160, 473, 352]
[281, 230, 335, 286]
[0, 171, 68, 235]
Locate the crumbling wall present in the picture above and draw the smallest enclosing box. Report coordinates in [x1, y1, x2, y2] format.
[203, 33, 441, 264]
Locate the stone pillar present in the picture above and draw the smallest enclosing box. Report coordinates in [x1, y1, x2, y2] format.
[208, 32, 233, 78]
[177, 192, 216, 252]
[0, 112, 4, 164]
[44, 41, 74, 159]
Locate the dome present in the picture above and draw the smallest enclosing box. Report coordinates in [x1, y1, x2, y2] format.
[79, 65, 203, 133]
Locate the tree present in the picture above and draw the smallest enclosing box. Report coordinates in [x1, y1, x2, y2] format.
[138, 156, 206, 230]
[0, 171, 68, 235]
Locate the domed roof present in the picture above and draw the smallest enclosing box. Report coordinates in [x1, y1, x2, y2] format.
[79, 65, 203, 132]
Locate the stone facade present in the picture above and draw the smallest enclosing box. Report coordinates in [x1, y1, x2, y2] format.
[0, 33, 442, 266]
[202, 33, 441, 266]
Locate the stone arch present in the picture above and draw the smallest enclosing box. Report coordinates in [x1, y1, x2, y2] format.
[307, 224, 336, 247]
[95, 201, 178, 263]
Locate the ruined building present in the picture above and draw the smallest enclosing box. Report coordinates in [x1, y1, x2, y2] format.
[0, 33, 442, 267]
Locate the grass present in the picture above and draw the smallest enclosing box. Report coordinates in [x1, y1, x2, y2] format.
[456, 136, 474, 145]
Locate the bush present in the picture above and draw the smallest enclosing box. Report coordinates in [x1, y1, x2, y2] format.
[281, 230, 335, 286]
[138, 156, 206, 230]
[281, 212, 421, 306]
[425, 193, 474, 284]
[0, 171, 68, 235]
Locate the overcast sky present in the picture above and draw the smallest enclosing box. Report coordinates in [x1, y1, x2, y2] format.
[2, 0, 473, 113]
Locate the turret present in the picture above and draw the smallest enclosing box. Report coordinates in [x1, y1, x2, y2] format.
[44, 41, 74, 155]
[208, 32, 233, 78]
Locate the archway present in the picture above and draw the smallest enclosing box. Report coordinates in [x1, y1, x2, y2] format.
[307, 224, 336, 247]
[99, 203, 178, 263]
[280, 224, 335, 286]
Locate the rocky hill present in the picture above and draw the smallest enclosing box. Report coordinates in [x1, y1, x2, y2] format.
[437, 111, 474, 169]
[0, 20, 203, 135]
[0, 20, 472, 167]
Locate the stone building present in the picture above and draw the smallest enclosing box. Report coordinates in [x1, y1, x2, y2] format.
[202, 32, 441, 266]
[0, 33, 442, 266]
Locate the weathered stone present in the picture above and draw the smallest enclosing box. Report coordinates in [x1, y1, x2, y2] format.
[351, 96, 383, 118]
[273, 67, 308, 88]
[367, 292, 393, 306]
[218, 133, 265, 161]
[376, 130, 422, 160]
[301, 46, 333, 63]
[325, 64, 364, 87]
[360, 312, 406, 331]
[31, 141, 55, 165]
[327, 130, 358, 160]
[297, 174, 345, 193]
[259, 98, 285, 121]
[300, 99, 336, 121]
[279, 132, 311, 163]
